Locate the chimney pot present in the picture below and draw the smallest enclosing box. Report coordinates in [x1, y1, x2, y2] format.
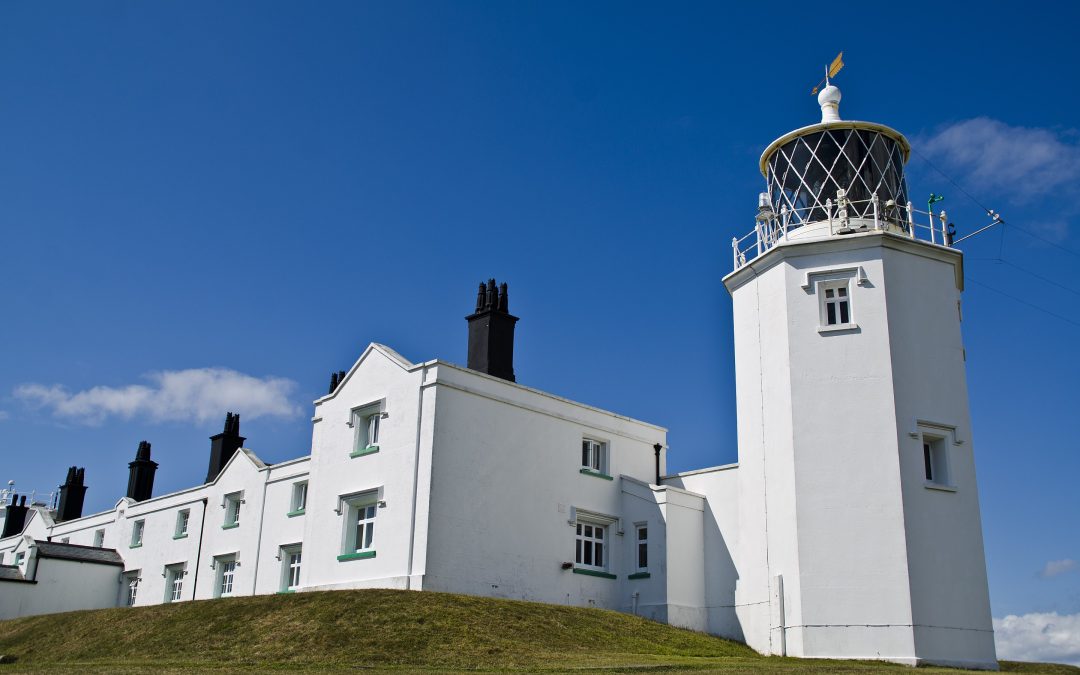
[466, 278, 519, 382]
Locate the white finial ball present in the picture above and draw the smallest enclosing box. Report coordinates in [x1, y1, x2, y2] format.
[818, 84, 842, 123]
[817, 84, 841, 107]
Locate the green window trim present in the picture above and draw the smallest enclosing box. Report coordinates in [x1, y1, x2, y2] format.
[286, 509, 306, 518]
[221, 522, 240, 530]
[627, 572, 651, 580]
[337, 550, 377, 562]
[572, 568, 616, 579]
[276, 589, 296, 594]
[172, 533, 188, 540]
[349, 445, 380, 458]
[579, 468, 614, 481]
[129, 543, 143, 549]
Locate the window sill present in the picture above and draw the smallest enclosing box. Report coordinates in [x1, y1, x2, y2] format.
[579, 468, 614, 481]
[222, 523, 240, 530]
[350, 445, 380, 458]
[627, 572, 651, 580]
[337, 550, 377, 562]
[817, 323, 859, 334]
[277, 589, 296, 594]
[572, 568, 616, 579]
[286, 510, 306, 518]
[924, 482, 958, 493]
[129, 543, 142, 549]
[172, 534, 188, 540]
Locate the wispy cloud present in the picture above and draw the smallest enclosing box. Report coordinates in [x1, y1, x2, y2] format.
[14, 368, 302, 426]
[995, 612, 1080, 667]
[1041, 559, 1078, 579]
[918, 118, 1080, 204]
[0, 410, 9, 421]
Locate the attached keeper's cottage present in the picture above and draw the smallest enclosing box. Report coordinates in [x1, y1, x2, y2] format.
[0, 86, 998, 670]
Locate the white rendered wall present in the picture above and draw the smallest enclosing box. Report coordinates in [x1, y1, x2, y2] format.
[881, 246, 997, 668]
[422, 362, 666, 610]
[301, 345, 433, 593]
[0, 557, 121, 620]
[669, 464, 741, 639]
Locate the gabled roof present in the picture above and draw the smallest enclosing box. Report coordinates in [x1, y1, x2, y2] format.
[34, 540, 124, 566]
[315, 343, 418, 404]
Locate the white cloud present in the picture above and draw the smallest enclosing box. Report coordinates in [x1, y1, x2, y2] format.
[919, 118, 1080, 204]
[14, 368, 301, 425]
[995, 612, 1080, 667]
[1042, 559, 1079, 579]
[0, 410, 9, 421]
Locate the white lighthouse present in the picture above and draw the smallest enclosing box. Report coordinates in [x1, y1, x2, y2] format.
[723, 84, 997, 668]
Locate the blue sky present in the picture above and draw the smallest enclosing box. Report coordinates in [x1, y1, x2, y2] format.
[1, 1, 1078, 664]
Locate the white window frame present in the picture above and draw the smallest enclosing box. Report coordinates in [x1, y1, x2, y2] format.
[575, 520, 609, 572]
[581, 438, 608, 474]
[14, 552, 25, 566]
[175, 509, 190, 537]
[338, 490, 380, 555]
[215, 556, 237, 598]
[93, 529, 105, 547]
[164, 564, 185, 603]
[123, 571, 140, 606]
[223, 492, 242, 527]
[819, 280, 853, 328]
[280, 545, 302, 592]
[291, 482, 308, 514]
[635, 523, 649, 572]
[131, 519, 145, 547]
[350, 402, 385, 454]
[921, 433, 953, 488]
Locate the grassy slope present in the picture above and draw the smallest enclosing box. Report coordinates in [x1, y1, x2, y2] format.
[0, 589, 1075, 673]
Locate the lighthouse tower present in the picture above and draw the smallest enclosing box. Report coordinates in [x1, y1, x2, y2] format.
[724, 85, 997, 668]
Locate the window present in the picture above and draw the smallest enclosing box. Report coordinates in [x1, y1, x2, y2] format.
[575, 522, 607, 571]
[635, 525, 648, 571]
[14, 552, 24, 566]
[821, 282, 851, 326]
[289, 482, 308, 515]
[922, 435, 951, 487]
[351, 405, 384, 456]
[581, 438, 609, 477]
[175, 509, 190, 538]
[131, 520, 145, 547]
[223, 493, 242, 528]
[164, 565, 185, 603]
[215, 557, 237, 598]
[124, 571, 140, 606]
[93, 529, 105, 547]
[280, 546, 302, 592]
[338, 492, 379, 561]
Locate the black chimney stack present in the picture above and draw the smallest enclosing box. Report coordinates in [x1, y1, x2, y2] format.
[466, 279, 519, 382]
[205, 412, 246, 483]
[56, 467, 87, 522]
[328, 370, 347, 395]
[126, 441, 158, 502]
[2, 495, 29, 538]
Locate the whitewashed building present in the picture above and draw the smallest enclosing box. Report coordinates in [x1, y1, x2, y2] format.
[0, 87, 997, 669]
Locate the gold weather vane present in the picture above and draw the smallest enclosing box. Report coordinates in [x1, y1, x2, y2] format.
[811, 52, 844, 95]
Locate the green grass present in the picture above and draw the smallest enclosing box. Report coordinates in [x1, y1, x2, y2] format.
[0, 589, 1075, 673]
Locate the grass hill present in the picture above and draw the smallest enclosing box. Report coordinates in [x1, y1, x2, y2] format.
[0, 589, 1075, 673]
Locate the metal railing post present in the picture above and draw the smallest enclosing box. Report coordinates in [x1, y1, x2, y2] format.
[732, 237, 739, 270]
[826, 198, 834, 235]
[906, 201, 915, 239]
[939, 210, 948, 245]
[872, 193, 880, 231]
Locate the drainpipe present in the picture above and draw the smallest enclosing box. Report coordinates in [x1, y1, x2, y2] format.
[653, 443, 662, 485]
[250, 468, 271, 594]
[190, 498, 209, 600]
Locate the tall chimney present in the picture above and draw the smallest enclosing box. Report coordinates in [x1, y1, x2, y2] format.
[205, 412, 246, 483]
[126, 441, 158, 502]
[466, 279, 519, 382]
[56, 467, 87, 522]
[2, 495, 29, 538]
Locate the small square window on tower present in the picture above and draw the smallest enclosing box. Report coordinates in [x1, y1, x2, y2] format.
[922, 435, 952, 487]
[820, 281, 852, 327]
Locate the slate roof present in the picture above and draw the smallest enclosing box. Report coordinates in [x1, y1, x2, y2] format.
[34, 540, 124, 566]
[0, 565, 28, 582]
